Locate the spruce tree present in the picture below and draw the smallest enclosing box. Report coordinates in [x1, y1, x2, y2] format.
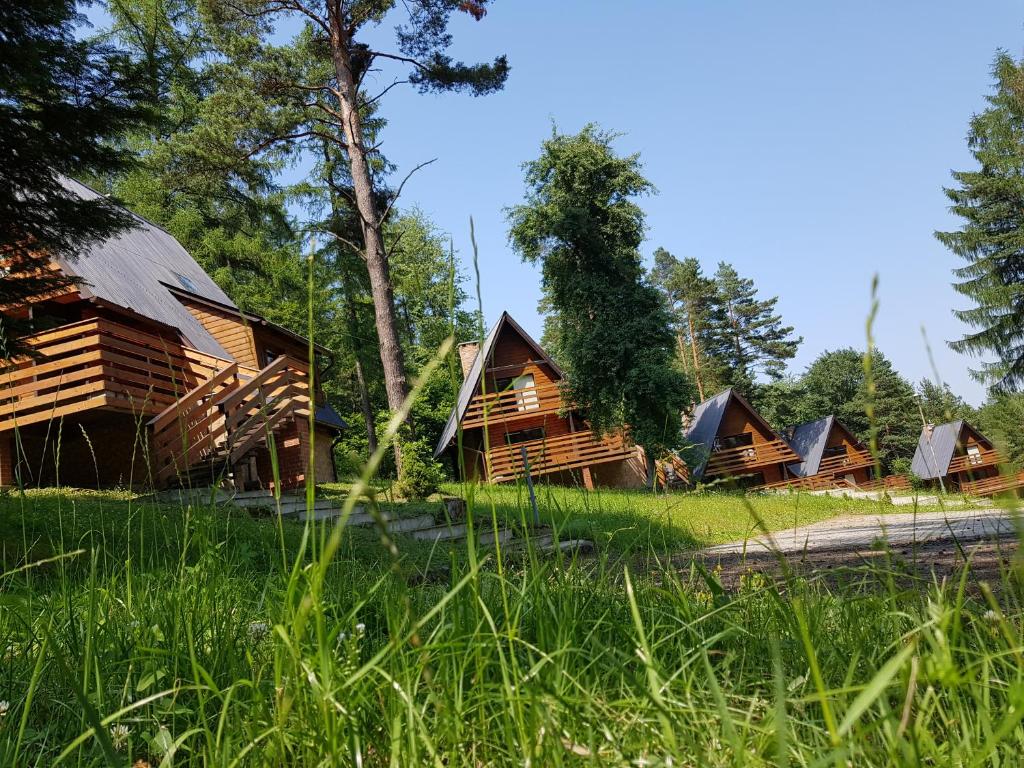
[508, 125, 694, 486]
[0, 0, 150, 351]
[708, 262, 802, 391]
[937, 52, 1024, 389]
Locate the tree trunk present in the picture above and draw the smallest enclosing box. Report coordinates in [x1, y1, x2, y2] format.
[344, 292, 378, 455]
[327, 3, 410, 472]
[684, 308, 705, 401]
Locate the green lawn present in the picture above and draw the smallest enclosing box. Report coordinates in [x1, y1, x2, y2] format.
[0, 485, 1021, 766]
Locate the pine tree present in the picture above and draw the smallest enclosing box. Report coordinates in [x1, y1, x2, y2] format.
[508, 125, 694, 486]
[649, 248, 723, 400]
[936, 52, 1024, 389]
[202, 0, 509, 474]
[0, 0, 150, 351]
[916, 379, 976, 425]
[707, 262, 802, 391]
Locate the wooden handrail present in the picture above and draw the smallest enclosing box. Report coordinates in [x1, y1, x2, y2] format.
[216, 355, 291, 415]
[947, 449, 1003, 475]
[148, 363, 238, 432]
[486, 429, 632, 481]
[462, 381, 565, 427]
[704, 438, 799, 477]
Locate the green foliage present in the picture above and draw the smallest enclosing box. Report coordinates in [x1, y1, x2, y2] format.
[707, 262, 802, 389]
[976, 391, 1024, 467]
[648, 249, 800, 399]
[936, 52, 1024, 389]
[783, 348, 920, 469]
[916, 378, 977, 425]
[393, 438, 445, 499]
[0, 0, 151, 349]
[508, 125, 694, 467]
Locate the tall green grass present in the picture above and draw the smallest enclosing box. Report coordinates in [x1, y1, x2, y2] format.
[1, 484, 1023, 766]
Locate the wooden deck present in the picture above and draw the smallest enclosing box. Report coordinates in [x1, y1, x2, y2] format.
[958, 470, 1024, 497]
[486, 430, 633, 482]
[703, 438, 798, 478]
[0, 318, 311, 487]
[947, 449, 1002, 475]
[0, 318, 227, 432]
[461, 381, 564, 428]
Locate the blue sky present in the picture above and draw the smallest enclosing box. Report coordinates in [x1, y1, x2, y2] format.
[346, 0, 1023, 404]
[89, 1, 1024, 403]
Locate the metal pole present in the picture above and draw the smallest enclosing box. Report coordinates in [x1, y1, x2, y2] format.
[520, 445, 540, 527]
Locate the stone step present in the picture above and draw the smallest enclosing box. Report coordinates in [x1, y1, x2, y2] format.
[410, 522, 514, 546]
[506, 532, 595, 556]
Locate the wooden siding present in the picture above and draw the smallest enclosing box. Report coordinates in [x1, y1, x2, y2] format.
[703, 398, 797, 486]
[180, 297, 258, 367]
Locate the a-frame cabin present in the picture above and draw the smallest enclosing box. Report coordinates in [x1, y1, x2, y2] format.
[0, 178, 345, 490]
[684, 388, 800, 488]
[434, 312, 645, 487]
[911, 420, 1024, 496]
[770, 415, 875, 490]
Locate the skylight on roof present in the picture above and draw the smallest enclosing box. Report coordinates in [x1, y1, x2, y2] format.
[173, 272, 199, 293]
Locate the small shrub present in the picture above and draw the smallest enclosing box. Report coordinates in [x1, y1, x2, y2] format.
[394, 439, 445, 500]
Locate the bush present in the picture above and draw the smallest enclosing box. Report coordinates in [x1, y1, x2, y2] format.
[889, 457, 926, 490]
[394, 438, 445, 499]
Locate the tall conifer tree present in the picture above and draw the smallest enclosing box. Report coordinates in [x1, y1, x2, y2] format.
[937, 52, 1024, 389]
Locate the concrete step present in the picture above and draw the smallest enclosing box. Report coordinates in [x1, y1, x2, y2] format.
[507, 532, 595, 556]
[410, 522, 514, 547]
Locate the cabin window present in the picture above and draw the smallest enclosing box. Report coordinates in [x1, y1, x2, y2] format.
[823, 444, 848, 458]
[967, 444, 982, 465]
[504, 427, 545, 446]
[715, 432, 754, 451]
[173, 272, 200, 293]
[492, 373, 539, 411]
[263, 348, 280, 366]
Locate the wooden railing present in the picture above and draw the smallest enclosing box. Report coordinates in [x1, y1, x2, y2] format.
[0, 318, 227, 433]
[462, 381, 564, 428]
[947, 449, 1003, 475]
[704, 438, 798, 478]
[816, 449, 874, 475]
[857, 475, 911, 492]
[149, 354, 309, 486]
[959, 469, 1024, 497]
[486, 429, 633, 482]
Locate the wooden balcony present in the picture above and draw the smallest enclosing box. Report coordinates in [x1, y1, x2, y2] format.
[947, 449, 1002, 475]
[486, 429, 633, 482]
[0, 318, 228, 432]
[461, 381, 564, 428]
[703, 438, 798, 478]
[959, 469, 1024, 497]
[816, 448, 874, 476]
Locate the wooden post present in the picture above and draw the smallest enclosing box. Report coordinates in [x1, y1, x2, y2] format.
[519, 445, 540, 526]
[581, 465, 594, 491]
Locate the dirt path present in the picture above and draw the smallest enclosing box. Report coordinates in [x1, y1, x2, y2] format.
[695, 508, 1022, 589]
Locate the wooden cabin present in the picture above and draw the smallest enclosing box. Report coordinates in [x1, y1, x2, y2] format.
[684, 388, 800, 489]
[911, 420, 1024, 496]
[434, 312, 645, 488]
[0, 178, 345, 490]
[766, 415, 875, 490]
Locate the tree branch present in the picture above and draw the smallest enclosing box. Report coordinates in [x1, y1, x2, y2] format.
[380, 158, 437, 223]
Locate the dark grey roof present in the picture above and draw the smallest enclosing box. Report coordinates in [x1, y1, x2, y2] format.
[434, 312, 562, 457]
[909, 419, 990, 480]
[314, 403, 348, 431]
[55, 177, 234, 359]
[784, 415, 835, 477]
[683, 388, 734, 478]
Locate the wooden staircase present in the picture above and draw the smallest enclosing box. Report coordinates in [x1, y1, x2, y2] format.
[148, 355, 309, 488]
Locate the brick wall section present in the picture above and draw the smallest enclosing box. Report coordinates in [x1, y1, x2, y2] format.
[0, 434, 12, 487]
[457, 342, 479, 377]
[254, 417, 313, 490]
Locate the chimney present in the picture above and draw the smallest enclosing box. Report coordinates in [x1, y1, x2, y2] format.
[457, 341, 479, 378]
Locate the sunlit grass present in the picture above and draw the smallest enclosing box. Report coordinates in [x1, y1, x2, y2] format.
[1, 483, 1021, 765]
